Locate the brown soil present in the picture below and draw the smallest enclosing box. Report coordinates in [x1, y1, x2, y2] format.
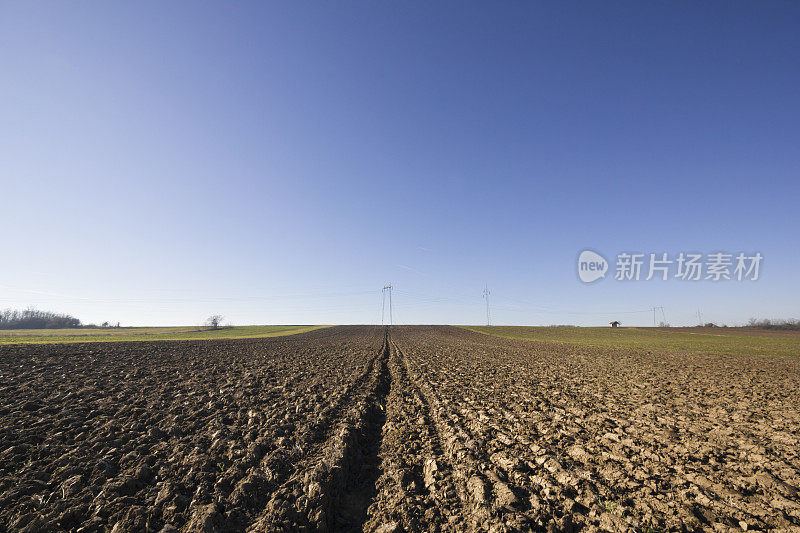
[1, 326, 798, 532]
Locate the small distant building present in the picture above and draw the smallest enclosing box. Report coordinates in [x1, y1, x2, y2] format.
[609, 321, 621, 328]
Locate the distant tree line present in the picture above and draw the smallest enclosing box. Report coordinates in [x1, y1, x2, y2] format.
[747, 318, 800, 331]
[0, 308, 82, 329]
[0, 309, 124, 329]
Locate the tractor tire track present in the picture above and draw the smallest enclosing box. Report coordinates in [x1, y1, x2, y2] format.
[361, 337, 466, 531]
[247, 328, 392, 532]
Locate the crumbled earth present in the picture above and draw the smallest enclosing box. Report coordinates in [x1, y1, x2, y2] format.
[1, 325, 799, 532]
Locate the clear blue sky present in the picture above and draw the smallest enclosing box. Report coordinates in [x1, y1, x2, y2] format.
[1, 2, 798, 326]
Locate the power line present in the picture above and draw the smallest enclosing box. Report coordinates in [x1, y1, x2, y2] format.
[389, 290, 650, 319]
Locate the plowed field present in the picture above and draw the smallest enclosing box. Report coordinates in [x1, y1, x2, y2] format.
[2, 326, 799, 532]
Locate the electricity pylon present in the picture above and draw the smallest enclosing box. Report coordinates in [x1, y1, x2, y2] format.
[382, 284, 393, 326]
[651, 306, 666, 326]
[483, 284, 490, 326]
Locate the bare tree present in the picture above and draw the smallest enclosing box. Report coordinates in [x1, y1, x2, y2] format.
[206, 315, 224, 330]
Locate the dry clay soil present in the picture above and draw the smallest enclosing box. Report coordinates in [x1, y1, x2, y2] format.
[1, 326, 799, 532]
